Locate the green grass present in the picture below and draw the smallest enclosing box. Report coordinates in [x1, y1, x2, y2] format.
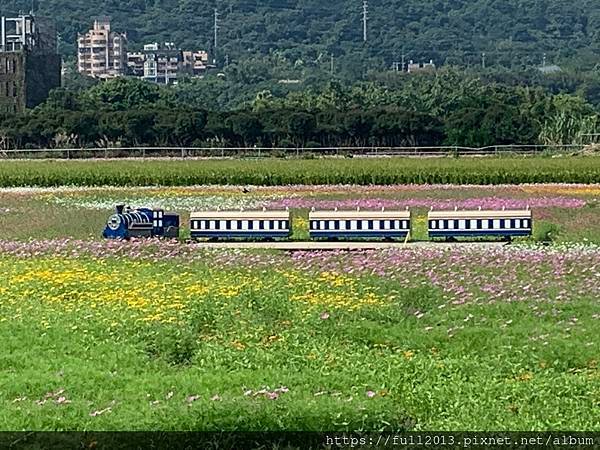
[1, 156, 600, 187]
[0, 255, 598, 431]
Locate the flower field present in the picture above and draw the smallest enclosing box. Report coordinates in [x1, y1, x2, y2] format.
[0, 244, 599, 430]
[1, 183, 599, 242]
[1, 182, 599, 432]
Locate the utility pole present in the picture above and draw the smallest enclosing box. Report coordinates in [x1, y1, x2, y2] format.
[392, 61, 400, 72]
[482, 52, 486, 69]
[213, 8, 220, 65]
[401, 53, 406, 72]
[362, 0, 368, 42]
[542, 52, 546, 67]
[330, 53, 334, 76]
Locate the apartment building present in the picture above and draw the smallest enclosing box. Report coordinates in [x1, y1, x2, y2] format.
[0, 14, 61, 114]
[127, 43, 210, 84]
[182, 50, 209, 77]
[77, 18, 127, 78]
[407, 59, 436, 73]
[141, 42, 181, 84]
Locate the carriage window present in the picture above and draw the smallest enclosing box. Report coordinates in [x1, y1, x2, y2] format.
[329, 220, 336, 230]
[226, 220, 232, 230]
[248, 221, 254, 230]
[357, 221, 362, 230]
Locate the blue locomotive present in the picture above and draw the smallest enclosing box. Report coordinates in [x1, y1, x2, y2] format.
[102, 205, 180, 239]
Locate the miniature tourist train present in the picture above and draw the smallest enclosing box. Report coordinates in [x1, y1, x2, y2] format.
[102, 205, 532, 241]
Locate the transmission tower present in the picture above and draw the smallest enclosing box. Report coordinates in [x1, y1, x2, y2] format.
[213, 8, 220, 64]
[362, 0, 368, 42]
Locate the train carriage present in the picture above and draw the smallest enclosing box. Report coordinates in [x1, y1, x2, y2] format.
[428, 208, 532, 240]
[309, 208, 411, 240]
[190, 209, 291, 239]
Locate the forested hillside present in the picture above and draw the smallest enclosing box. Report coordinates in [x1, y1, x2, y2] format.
[2, 0, 599, 73]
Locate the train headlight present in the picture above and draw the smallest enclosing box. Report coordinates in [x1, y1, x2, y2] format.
[108, 214, 122, 231]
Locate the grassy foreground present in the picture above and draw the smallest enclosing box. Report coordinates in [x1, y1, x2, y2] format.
[1, 156, 600, 187]
[1, 247, 598, 431]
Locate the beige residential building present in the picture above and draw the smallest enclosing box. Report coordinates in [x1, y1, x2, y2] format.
[182, 50, 209, 77]
[77, 18, 127, 78]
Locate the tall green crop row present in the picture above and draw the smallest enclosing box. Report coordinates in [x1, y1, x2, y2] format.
[0, 157, 599, 187]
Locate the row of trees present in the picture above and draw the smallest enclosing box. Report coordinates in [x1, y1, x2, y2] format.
[1, 108, 444, 149]
[0, 72, 598, 149]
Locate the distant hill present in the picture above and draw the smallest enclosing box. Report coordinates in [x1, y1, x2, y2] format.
[2, 0, 599, 73]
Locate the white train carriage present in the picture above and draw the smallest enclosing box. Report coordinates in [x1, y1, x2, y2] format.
[428, 208, 532, 239]
[309, 208, 411, 239]
[190, 209, 291, 239]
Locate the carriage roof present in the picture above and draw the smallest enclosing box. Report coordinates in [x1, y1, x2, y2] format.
[190, 210, 290, 220]
[428, 209, 532, 219]
[309, 210, 411, 219]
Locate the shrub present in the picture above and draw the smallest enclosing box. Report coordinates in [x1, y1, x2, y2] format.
[142, 324, 197, 366]
[533, 221, 561, 243]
